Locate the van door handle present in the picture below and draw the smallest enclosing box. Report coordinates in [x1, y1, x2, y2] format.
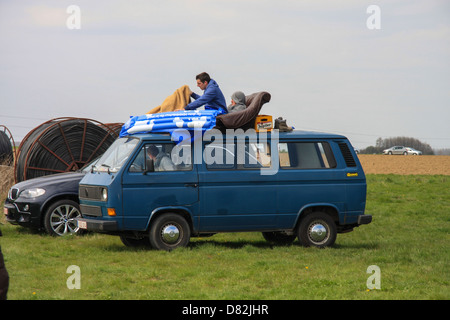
[185, 183, 198, 188]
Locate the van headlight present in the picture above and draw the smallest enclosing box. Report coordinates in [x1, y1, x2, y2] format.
[20, 188, 46, 199]
[101, 188, 108, 201]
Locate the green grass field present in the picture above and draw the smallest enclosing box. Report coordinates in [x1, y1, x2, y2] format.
[1, 174, 449, 300]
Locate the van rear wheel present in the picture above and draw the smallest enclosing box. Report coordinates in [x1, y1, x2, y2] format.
[149, 213, 191, 251]
[298, 212, 336, 248]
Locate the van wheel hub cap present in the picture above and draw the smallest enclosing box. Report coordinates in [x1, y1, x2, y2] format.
[161, 224, 180, 244]
[309, 223, 327, 243]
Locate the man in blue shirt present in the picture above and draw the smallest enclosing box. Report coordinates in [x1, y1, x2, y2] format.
[185, 72, 228, 113]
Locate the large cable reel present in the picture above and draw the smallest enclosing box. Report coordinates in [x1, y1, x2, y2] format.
[15, 117, 120, 182]
[0, 125, 16, 166]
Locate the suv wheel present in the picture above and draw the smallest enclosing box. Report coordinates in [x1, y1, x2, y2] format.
[297, 212, 337, 248]
[44, 200, 82, 236]
[149, 213, 191, 251]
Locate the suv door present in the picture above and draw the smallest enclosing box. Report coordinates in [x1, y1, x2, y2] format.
[121, 142, 198, 230]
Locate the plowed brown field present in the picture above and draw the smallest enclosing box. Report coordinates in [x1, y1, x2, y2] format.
[357, 154, 450, 175]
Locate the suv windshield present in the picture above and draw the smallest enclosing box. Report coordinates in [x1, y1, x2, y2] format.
[94, 137, 139, 173]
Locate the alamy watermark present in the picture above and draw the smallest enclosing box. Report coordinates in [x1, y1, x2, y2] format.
[66, 265, 81, 289]
[366, 265, 381, 290]
[65, 263, 381, 291]
[366, 5, 381, 30]
[66, 5, 380, 31]
[66, 5, 81, 30]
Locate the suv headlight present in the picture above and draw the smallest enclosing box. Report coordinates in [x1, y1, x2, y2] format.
[20, 188, 46, 199]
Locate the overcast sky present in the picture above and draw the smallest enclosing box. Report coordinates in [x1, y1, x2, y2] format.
[1, 0, 449, 149]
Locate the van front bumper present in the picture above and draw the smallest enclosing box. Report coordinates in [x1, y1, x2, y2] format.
[76, 218, 118, 232]
[357, 214, 372, 225]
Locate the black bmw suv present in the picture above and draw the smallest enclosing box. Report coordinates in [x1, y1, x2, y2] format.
[3, 160, 97, 236]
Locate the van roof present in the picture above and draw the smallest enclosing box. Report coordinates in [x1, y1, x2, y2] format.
[275, 130, 346, 139]
[127, 130, 347, 141]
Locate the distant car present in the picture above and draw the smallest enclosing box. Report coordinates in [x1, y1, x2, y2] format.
[383, 146, 408, 155]
[354, 147, 360, 154]
[3, 159, 98, 236]
[405, 147, 422, 155]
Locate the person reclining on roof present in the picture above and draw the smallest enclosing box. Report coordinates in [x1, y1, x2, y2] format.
[185, 72, 228, 113]
[227, 91, 246, 113]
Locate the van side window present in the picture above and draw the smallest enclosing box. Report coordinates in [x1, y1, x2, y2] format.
[279, 142, 336, 169]
[242, 142, 271, 169]
[129, 143, 192, 172]
[205, 142, 272, 170]
[204, 144, 236, 169]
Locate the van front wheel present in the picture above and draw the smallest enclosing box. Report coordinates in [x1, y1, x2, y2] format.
[149, 213, 191, 251]
[298, 212, 337, 248]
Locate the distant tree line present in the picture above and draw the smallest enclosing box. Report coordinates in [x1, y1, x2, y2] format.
[433, 148, 450, 155]
[361, 137, 434, 155]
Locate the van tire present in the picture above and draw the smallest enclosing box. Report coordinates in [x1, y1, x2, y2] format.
[149, 213, 191, 251]
[297, 212, 336, 248]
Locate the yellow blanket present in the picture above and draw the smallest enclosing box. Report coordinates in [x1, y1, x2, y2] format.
[146, 85, 192, 114]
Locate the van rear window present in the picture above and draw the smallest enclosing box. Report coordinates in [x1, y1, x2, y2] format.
[279, 142, 336, 169]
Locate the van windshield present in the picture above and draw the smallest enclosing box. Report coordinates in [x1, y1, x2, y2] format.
[94, 137, 139, 173]
[81, 157, 100, 173]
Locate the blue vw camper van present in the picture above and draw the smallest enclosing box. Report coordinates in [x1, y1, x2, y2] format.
[76, 129, 370, 250]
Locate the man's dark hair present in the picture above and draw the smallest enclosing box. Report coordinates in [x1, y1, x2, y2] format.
[147, 145, 159, 157]
[196, 72, 210, 83]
